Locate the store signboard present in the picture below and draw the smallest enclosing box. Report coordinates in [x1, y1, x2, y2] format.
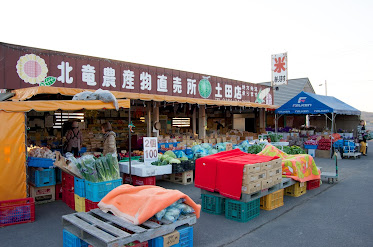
[0, 43, 273, 105]
[143, 137, 158, 165]
[271, 53, 288, 86]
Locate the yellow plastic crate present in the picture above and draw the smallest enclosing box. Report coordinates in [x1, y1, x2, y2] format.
[260, 189, 284, 210]
[74, 194, 86, 212]
[285, 182, 307, 197]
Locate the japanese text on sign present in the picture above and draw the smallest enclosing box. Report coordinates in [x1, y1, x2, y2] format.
[143, 137, 158, 164]
[271, 53, 288, 86]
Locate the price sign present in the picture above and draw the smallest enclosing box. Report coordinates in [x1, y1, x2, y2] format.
[226, 143, 232, 151]
[143, 137, 158, 164]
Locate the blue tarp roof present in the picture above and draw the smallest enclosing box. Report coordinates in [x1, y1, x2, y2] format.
[275, 91, 361, 115]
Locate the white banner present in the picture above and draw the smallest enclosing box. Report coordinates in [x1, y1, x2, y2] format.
[143, 137, 158, 165]
[271, 53, 288, 86]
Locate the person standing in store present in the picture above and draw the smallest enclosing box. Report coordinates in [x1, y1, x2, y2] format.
[65, 121, 83, 156]
[102, 122, 117, 155]
[357, 120, 369, 156]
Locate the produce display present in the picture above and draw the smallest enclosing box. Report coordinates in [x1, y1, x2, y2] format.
[282, 146, 307, 154]
[27, 146, 56, 159]
[317, 138, 332, 150]
[67, 153, 120, 182]
[154, 199, 195, 223]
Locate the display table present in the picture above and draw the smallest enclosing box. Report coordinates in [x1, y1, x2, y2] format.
[119, 161, 172, 177]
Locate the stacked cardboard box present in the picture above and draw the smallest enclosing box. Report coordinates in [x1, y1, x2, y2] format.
[242, 159, 282, 195]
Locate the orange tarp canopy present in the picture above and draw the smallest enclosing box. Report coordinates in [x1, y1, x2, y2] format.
[0, 99, 130, 113]
[0, 111, 27, 200]
[10, 86, 278, 109]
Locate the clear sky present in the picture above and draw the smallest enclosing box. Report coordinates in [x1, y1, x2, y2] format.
[1, 0, 372, 111]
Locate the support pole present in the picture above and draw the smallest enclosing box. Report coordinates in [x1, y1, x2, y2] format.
[198, 105, 206, 139]
[152, 101, 159, 138]
[192, 106, 197, 136]
[330, 113, 334, 159]
[146, 102, 152, 137]
[128, 103, 132, 183]
[275, 113, 278, 134]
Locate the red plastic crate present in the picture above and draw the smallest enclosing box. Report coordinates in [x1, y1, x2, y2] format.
[123, 174, 156, 186]
[307, 179, 320, 190]
[0, 198, 35, 227]
[62, 171, 74, 192]
[62, 188, 75, 210]
[85, 199, 99, 212]
[55, 184, 63, 200]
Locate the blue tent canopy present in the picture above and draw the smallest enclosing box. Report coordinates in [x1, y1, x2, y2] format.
[275, 91, 361, 115]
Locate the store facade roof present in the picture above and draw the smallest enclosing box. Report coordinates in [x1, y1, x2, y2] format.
[1, 42, 277, 109]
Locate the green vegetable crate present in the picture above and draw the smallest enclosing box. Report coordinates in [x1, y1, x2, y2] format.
[85, 179, 122, 202]
[202, 194, 225, 215]
[225, 198, 260, 222]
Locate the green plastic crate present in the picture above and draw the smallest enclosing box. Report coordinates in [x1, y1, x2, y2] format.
[202, 194, 225, 215]
[225, 198, 260, 222]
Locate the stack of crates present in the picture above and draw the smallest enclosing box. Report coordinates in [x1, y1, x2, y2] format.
[201, 194, 225, 215]
[225, 198, 260, 223]
[74, 177, 86, 212]
[28, 167, 56, 204]
[62, 171, 75, 210]
[285, 182, 307, 197]
[260, 189, 284, 211]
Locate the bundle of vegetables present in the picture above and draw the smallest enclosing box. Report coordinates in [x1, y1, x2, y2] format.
[247, 144, 266, 154]
[282, 146, 307, 154]
[27, 146, 56, 159]
[72, 153, 120, 182]
[153, 150, 185, 166]
[154, 199, 195, 223]
[267, 133, 283, 142]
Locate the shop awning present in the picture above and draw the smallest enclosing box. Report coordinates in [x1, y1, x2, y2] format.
[0, 99, 130, 113]
[10, 86, 278, 109]
[275, 91, 361, 115]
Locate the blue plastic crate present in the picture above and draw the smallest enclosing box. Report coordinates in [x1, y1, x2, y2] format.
[149, 225, 193, 247]
[27, 157, 55, 168]
[74, 177, 85, 197]
[304, 145, 318, 150]
[85, 179, 122, 202]
[29, 168, 56, 187]
[79, 147, 87, 154]
[63, 229, 89, 247]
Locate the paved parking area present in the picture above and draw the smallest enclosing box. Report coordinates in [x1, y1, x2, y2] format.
[1, 150, 373, 247]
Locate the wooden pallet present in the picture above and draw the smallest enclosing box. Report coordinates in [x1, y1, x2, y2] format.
[62, 209, 196, 247]
[163, 170, 194, 185]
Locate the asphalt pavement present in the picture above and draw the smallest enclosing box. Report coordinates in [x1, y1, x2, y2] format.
[1, 148, 373, 247]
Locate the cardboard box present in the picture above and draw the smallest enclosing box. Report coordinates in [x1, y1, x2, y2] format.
[163, 230, 180, 247]
[262, 178, 274, 190]
[243, 163, 261, 174]
[261, 160, 277, 170]
[266, 168, 282, 178]
[315, 149, 331, 159]
[272, 174, 282, 185]
[242, 181, 262, 194]
[273, 158, 282, 168]
[242, 172, 266, 185]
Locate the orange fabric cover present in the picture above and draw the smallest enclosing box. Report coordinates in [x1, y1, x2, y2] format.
[98, 184, 201, 225]
[0, 112, 27, 200]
